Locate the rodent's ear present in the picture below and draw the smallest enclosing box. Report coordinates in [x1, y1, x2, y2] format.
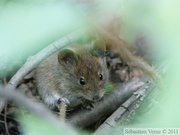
[92, 38, 106, 57]
[58, 49, 78, 65]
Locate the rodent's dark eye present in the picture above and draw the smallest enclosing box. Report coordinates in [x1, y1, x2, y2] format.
[79, 77, 85, 85]
[99, 73, 103, 80]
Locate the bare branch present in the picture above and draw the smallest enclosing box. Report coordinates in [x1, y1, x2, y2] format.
[68, 77, 148, 128]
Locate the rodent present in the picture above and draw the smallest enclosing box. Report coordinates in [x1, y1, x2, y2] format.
[35, 39, 109, 109]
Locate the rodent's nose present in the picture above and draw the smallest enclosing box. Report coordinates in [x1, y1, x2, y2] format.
[93, 95, 101, 102]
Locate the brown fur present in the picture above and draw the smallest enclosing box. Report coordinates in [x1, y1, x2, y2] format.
[35, 41, 109, 109]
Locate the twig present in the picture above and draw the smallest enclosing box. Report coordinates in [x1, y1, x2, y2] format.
[116, 62, 168, 126]
[4, 103, 10, 135]
[118, 85, 155, 126]
[68, 77, 148, 128]
[0, 113, 17, 122]
[0, 28, 86, 113]
[59, 102, 68, 122]
[0, 120, 5, 124]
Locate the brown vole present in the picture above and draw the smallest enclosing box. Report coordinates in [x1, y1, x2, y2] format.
[35, 39, 109, 109]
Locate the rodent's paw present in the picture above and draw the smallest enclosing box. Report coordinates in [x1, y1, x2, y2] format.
[81, 100, 95, 110]
[57, 97, 70, 106]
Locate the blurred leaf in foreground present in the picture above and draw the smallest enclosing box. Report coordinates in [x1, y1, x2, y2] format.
[18, 113, 81, 135]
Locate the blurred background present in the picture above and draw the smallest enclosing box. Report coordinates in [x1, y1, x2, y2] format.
[0, 0, 180, 132]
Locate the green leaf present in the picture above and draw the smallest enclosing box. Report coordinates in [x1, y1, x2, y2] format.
[105, 83, 114, 92]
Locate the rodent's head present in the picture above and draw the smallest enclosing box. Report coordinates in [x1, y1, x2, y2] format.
[58, 39, 109, 102]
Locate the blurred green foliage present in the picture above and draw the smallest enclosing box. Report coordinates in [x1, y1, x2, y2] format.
[1, 0, 180, 134]
[18, 113, 80, 135]
[120, 0, 180, 127]
[0, 0, 85, 78]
